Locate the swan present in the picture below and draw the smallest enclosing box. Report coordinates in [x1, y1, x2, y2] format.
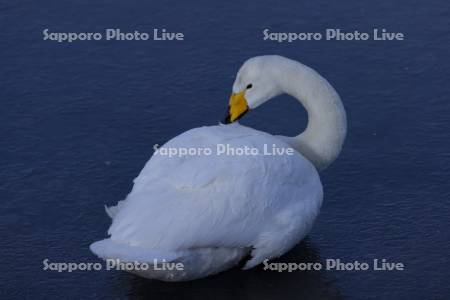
[90, 55, 347, 281]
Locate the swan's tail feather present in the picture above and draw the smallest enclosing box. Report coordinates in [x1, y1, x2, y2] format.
[90, 238, 186, 281]
[104, 200, 125, 219]
[90, 239, 249, 281]
[90, 239, 179, 263]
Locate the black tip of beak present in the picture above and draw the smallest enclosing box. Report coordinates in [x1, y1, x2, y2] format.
[223, 114, 232, 124]
[221, 107, 249, 124]
[222, 106, 232, 124]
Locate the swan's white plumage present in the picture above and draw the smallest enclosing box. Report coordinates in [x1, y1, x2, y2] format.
[90, 55, 346, 281]
[91, 124, 322, 280]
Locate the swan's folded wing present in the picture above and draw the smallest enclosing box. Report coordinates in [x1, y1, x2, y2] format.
[106, 125, 321, 252]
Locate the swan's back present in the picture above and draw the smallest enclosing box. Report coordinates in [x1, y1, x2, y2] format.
[91, 124, 322, 280]
[108, 124, 320, 247]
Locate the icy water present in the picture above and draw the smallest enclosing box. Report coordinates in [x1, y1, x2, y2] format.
[1, 0, 449, 299]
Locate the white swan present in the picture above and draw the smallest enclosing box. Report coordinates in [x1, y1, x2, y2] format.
[90, 55, 347, 281]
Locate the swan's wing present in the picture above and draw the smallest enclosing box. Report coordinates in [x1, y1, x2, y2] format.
[107, 125, 322, 260]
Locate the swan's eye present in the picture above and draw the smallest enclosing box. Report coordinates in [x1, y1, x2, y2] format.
[246, 84, 253, 90]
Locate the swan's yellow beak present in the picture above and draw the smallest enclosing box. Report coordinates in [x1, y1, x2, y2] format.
[223, 91, 249, 124]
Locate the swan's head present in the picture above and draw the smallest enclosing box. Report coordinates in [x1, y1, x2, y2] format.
[224, 55, 285, 123]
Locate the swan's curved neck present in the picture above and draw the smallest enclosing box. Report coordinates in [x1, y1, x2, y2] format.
[277, 62, 347, 171]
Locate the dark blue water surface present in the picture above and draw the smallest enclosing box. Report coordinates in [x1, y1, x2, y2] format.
[1, 0, 449, 299]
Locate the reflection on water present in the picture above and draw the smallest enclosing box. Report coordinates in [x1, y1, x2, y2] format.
[123, 240, 342, 300]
